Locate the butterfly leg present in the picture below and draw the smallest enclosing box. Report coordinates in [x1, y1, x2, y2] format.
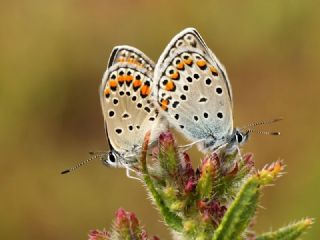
[223, 144, 244, 162]
[125, 167, 143, 181]
[235, 146, 244, 162]
[178, 138, 206, 152]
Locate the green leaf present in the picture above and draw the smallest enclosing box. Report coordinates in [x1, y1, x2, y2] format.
[212, 175, 260, 240]
[212, 161, 286, 240]
[256, 218, 313, 240]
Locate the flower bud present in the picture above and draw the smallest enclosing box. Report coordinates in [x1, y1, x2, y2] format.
[88, 229, 109, 240]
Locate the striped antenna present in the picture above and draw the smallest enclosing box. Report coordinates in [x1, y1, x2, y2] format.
[61, 153, 106, 174]
[242, 118, 283, 130]
[240, 118, 282, 137]
[247, 129, 280, 136]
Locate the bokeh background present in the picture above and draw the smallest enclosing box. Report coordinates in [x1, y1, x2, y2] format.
[1, 0, 319, 239]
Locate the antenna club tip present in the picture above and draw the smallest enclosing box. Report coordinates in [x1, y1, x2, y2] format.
[272, 132, 281, 136]
[61, 169, 70, 174]
[275, 117, 284, 122]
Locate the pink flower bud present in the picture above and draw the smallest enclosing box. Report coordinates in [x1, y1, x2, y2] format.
[200, 153, 220, 172]
[129, 212, 139, 228]
[181, 152, 195, 179]
[88, 229, 109, 240]
[159, 131, 175, 149]
[115, 208, 128, 228]
[185, 178, 197, 193]
[243, 153, 254, 169]
[226, 162, 239, 176]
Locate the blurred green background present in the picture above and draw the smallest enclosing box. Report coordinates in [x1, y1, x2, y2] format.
[1, 0, 319, 239]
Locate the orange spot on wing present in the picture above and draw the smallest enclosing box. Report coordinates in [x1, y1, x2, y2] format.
[184, 59, 193, 66]
[104, 88, 110, 97]
[170, 72, 180, 80]
[176, 62, 185, 70]
[210, 66, 219, 76]
[161, 99, 168, 111]
[125, 75, 133, 84]
[119, 58, 142, 67]
[118, 76, 125, 84]
[109, 80, 117, 88]
[133, 79, 142, 88]
[141, 85, 151, 96]
[165, 81, 176, 91]
[132, 60, 140, 66]
[196, 60, 207, 68]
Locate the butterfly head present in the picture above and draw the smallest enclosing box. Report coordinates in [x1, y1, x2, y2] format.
[220, 128, 250, 152]
[103, 149, 139, 168]
[226, 118, 282, 152]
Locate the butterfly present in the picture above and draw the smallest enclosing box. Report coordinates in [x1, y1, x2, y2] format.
[100, 45, 167, 169]
[61, 46, 167, 176]
[154, 28, 280, 154]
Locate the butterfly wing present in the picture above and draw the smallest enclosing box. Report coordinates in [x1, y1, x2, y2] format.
[154, 28, 234, 151]
[100, 46, 165, 155]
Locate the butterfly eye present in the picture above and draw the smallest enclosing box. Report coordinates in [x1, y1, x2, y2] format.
[109, 152, 116, 162]
[104, 152, 117, 166]
[236, 132, 243, 144]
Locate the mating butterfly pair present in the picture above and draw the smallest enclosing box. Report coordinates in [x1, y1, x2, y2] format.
[62, 28, 279, 176]
[99, 27, 251, 172]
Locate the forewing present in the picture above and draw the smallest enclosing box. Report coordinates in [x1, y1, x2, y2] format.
[154, 28, 233, 142]
[100, 46, 163, 153]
